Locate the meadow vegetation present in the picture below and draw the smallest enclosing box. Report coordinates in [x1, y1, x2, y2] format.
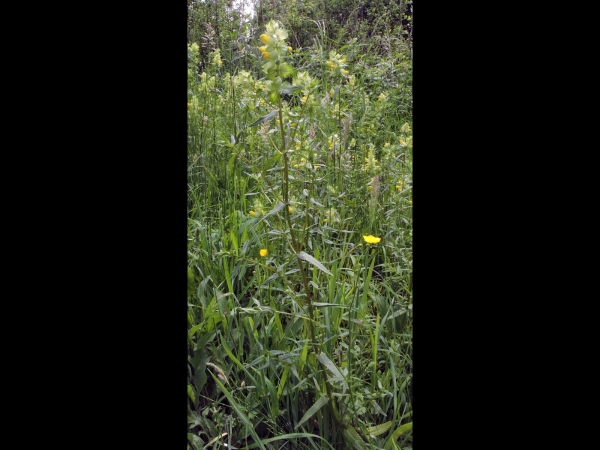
[188, 2, 412, 448]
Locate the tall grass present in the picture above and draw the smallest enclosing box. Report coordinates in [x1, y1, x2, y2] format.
[188, 20, 412, 450]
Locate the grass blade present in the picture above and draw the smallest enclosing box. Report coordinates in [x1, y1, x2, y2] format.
[211, 373, 267, 450]
[384, 422, 413, 450]
[294, 394, 329, 430]
[297, 251, 333, 276]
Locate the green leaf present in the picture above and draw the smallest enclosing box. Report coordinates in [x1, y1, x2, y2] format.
[342, 425, 368, 450]
[187, 384, 195, 403]
[384, 422, 413, 450]
[212, 373, 267, 450]
[298, 340, 308, 373]
[279, 82, 303, 95]
[297, 251, 333, 276]
[367, 421, 392, 437]
[269, 90, 279, 104]
[187, 433, 204, 448]
[248, 109, 277, 127]
[262, 61, 275, 72]
[312, 303, 348, 308]
[262, 272, 279, 284]
[294, 394, 329, 430]
[255, 201, 286, 226]
[279, 63, 296, 79]
[241, 433, 331, 450]
[316, 352, 347, 387]
[188, 323, 202, 338]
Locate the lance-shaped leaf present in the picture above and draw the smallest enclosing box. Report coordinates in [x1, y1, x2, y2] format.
[316, 352, 347, 388]
[297, 251, 333, 276]
[254, 201, 287, 226]
[294, 394, 329, 430]
[343, 425, 369, 450]
[367, 421, 393, 437]
[248, 109, 278, 127]
[384, 422, 413, 450]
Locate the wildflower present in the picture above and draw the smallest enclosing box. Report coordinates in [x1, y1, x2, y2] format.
[377, 92, 387, 101]
[260, 249, 268, 257]
[408, 200, 412, 205]
[260, 34, 270, 43]
[265, 19, 288, 41]
[259, 46, 267, 53]
[249, 211, 256, 217]
[288, 206, 294, 213]
[323, 208, 339, 224]
[288, 46, 293, 51]
[363, 235, 382, 245]
[262, 51, 270, 59]
[343, 70, 349, 75]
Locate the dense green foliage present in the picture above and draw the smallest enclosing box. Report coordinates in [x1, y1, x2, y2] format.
[188, 2, 412, 449]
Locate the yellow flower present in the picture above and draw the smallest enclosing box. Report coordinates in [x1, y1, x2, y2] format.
[363, 235, 382, 245]
[262, 51, 270, 59]
[288, 207, 294, 213]
[260, 34, 270, 43]
[249, 211, 256, 216]
[343, 70, 349, 75]
[408, 200, 412, 205]
[260, 249, 268, 257]
[259, 46, 267, 52]
[288, 46, 293, 51]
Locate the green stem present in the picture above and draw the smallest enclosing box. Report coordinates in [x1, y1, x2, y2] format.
[277, 93, 343, 427]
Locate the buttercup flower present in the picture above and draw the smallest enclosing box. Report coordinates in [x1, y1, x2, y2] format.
[249, 211, 256, 216]
[260, 249, 268, 257]
[363, 235, 382, 245]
